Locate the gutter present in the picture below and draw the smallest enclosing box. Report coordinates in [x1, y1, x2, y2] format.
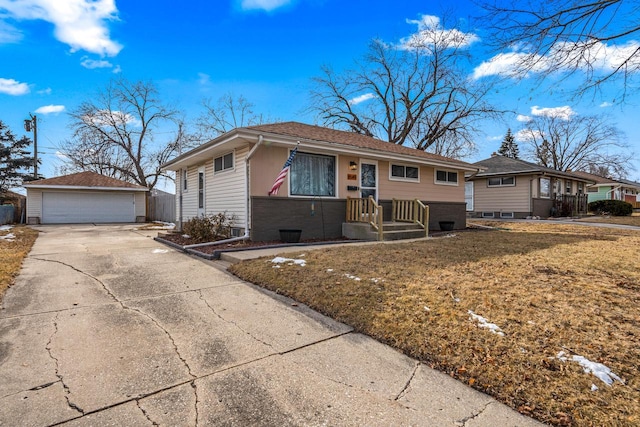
[182, 135, 265, 250]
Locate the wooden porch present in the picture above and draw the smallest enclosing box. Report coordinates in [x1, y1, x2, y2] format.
[344, 197, 430, 241]
[553, 194, 589, 216]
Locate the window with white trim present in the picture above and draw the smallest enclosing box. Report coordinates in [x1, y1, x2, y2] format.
[487, 176, 515, 187]
[435, 169, 458, 185]
[482, 212, 495, 218]
[214, 152, 234, 173]
[390, 164, 419, 181]
[587, 186, 598, 193]
[182, 169, 188, 191]
[500, 212, 514, 218]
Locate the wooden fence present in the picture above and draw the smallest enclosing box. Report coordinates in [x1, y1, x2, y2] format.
[147, 192, 176, 223]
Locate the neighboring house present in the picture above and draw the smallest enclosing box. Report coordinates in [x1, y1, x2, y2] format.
[571, 170, 640, 206]
[161, 121, 480, 241]
[24, 171, 148, 224]
[466, 155, 594, 218]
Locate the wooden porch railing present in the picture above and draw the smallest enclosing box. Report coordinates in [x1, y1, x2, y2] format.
[346, 196, 383, 241]
[346, 197, 430, 240]
[392, 198, 429, 237]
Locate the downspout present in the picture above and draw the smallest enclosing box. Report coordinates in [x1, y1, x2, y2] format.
[183, 135, 265, 250]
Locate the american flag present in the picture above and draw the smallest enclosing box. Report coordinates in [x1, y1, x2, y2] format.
[268, 146, 298, 196]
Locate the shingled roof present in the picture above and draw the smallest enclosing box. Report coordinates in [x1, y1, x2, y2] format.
[470, 155, 594, 182]
[24, 171, 148, 190]
[246, 122, 473, 168]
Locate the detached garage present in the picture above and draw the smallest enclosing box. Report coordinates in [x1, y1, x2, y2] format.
[24, 171, 148, 224]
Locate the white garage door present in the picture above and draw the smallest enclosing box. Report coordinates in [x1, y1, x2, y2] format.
[42, 191, 136, 224]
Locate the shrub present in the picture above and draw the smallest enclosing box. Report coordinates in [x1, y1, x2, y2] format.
[588, 200, 633, 216]
[183, 212, 236, 243]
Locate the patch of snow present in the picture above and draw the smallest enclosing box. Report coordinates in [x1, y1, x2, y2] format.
[0, 225, 12, 231]
[344, 274, 361, 281]
[556, 351, 623, 386]
[468, 310, 505, 336]
[271, 256, 306, 267]
[326, 268, 334, 272]
[370, 278, 383, 283]
[273, 265, 281, 269]
[152, 249, 169, 254]
[591, 384, 599, 392]
[0, 233, 16, 241]
[424, 306, 430, 312]
[454, 297, 461, 303]
[297, 253, 306, 257]
[182, 234, 191, 238]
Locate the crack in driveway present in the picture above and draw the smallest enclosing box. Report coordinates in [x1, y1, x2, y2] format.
[197, 290, 276, 351]
[455, 401, 493, 426]
[32, 257, 119, 302]
[45, 313, 84, 415]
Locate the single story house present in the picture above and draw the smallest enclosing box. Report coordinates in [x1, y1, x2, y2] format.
[161, 121, 480, 241]
[571, 170, 640, 206]
[24, 171, 148, 224]
[466, 154, 594, 218]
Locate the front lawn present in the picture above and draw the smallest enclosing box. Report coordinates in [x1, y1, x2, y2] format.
[229, 222, 639, 427]
[0, 225, 38, 301]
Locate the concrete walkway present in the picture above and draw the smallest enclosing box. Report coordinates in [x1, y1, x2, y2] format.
[0, 225, 543, 426]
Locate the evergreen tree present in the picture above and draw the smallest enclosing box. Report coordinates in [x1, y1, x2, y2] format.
[498, 128, 519, 158]
[0, 121, 35, 192]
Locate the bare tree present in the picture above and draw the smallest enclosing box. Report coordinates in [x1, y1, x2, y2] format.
[60, 78, 186, 189]
[195, 93, 271, 140]
[310, 29, 501, 157]
[479, 0, 640, 99]
[518, 113, 631, 176]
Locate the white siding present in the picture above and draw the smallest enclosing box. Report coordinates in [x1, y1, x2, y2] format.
[206, 146, 248, 228]
[26, 188, 42, 220]
[134, 192, 146, 218]
[181, 164, 200, 220]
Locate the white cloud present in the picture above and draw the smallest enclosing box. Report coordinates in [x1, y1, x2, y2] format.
[112, 64, 121, 74]
[473, 52, 547, 80]
[515, 128, 542, 142]
[473, 39, 640, 80]
[349, 93, 376, 105]
[240, 0, 292, 12]
[530, 105, 575, 120]
[0, 20, 22, 43]
[600, 101, 612, 108]
[37, 87, 52, 95]
[0, 0, 122, 56]
[198, 72, 211, 85]
[400, 14, 480, 50]
[85, 109, 141, 127]
[81, 57, 113, 69]
[0, 78, 29, 95]
[35, 104, 65, 114]
[516, 114, 531, 122]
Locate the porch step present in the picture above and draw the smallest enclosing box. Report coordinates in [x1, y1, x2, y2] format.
[342, 222, 427, 241]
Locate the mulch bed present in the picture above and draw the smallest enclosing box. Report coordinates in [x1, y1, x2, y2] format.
[156, 232, 357, 258]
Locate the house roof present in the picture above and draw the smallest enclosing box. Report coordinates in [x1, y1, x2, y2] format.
[162, 121, 479, 171]
[469, 155, 595, 183]
[569, 170, 640, 190]
[23, 171, 148, 191]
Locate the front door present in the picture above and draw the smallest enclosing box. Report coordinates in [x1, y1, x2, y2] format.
[360, 161, 377, 201]
[198, 166, 205, 216]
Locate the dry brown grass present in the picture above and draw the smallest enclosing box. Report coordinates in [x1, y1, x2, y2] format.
[0, 225, 38, 301]
[229, 222, 640, 426]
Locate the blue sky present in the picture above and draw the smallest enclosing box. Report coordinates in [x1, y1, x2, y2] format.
[1, 0, 639, 189]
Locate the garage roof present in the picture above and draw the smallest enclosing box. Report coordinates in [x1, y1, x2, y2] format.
[24, 171, 148, 191]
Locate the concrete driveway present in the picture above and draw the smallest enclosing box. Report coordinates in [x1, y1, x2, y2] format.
[0, 225, 542, 426]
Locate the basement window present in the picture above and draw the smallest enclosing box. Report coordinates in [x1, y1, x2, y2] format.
[500, 212, 514, 218]
[482, 212, 495, 218]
